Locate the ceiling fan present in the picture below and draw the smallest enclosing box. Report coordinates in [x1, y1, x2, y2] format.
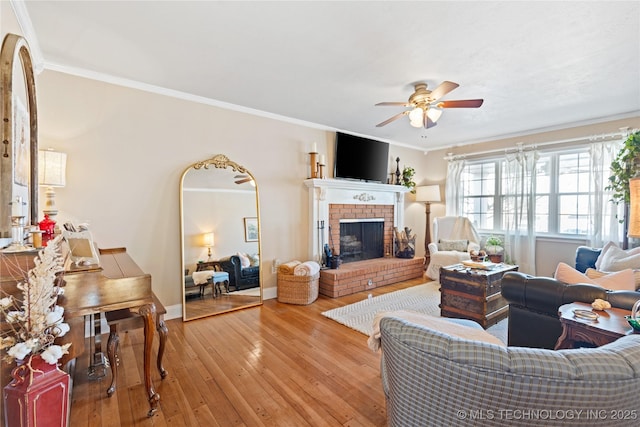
[376, 81, 483, 129]
[234, 174, 254, 185]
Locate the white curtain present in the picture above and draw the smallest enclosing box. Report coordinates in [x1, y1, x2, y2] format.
[445, 159, 465, 216]
[502, 150, 538, 274]
[588, 140, 624, 247]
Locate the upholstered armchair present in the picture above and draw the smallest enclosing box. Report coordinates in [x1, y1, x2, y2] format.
[379, 314, 640, 427]
[425, 216, 480, 280]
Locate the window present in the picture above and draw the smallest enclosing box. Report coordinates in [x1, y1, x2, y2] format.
[461, 161, 497, 230]
[460, 148, 601, 236]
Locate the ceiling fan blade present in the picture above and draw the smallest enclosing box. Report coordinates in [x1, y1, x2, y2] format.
[235, 178, 251, 184]
[375, 101, 410, 107]
[438, 99, 484, 108]
[429, 81, 459, 102]
[376, 111, 409, 127]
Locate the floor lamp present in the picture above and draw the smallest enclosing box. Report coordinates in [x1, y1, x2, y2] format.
[415, 185, 441, 266]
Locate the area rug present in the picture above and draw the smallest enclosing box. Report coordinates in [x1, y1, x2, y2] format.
[321, 281, 508, 343]
[229, 287, 261, 297]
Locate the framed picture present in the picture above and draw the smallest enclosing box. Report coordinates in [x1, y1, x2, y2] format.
[244, 217, 258, 242]
[63, 229, 100, 267]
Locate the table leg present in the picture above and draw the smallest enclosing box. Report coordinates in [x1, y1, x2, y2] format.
[106, 325, 119, 397]
[155, 312, 168, 379]
[554, 325, 573, 350]
[139, 303, 160, 416]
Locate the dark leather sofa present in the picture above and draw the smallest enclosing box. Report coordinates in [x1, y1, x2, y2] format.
[219, 255, 259, 291]
[501, 246, 640, 349]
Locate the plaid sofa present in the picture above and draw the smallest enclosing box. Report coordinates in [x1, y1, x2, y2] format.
[379, 315, 640, 426]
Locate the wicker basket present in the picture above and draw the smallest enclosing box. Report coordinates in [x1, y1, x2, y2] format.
[277, 272, 320, 305]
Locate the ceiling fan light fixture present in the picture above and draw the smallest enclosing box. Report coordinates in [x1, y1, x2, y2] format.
[410, 117, 424, 128]
[408, 107, 423, 121]
[409, 107, 424, 127]
[426, 106, 443, 123]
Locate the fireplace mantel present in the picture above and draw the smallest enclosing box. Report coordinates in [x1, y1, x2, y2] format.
[304, 178, 409, 262]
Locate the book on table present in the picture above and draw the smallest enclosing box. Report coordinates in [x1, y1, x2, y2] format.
[460, 260, 499, 270]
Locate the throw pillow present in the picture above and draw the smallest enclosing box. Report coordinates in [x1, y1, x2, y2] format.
[585, 268, 640, 291]
[438, 239, 469, 252]
[594, 241, 618, 270]
[597, 244, 640, 272]
[249, 253, 260, 267]
[236, 252, 251, 268]
[554, 262, 636, 291]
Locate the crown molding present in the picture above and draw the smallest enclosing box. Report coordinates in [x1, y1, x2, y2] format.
[10, 0, 45, 73]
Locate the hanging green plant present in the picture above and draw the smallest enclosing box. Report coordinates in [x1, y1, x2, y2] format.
[401, 166, 416, 193]
[607, 131, 640, 205]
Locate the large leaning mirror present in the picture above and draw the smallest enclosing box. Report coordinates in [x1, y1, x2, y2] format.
[0, 34, 38, 241]
[180, 154, 262, 321]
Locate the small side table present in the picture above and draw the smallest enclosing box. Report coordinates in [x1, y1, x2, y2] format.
[555, 302, 635, 349]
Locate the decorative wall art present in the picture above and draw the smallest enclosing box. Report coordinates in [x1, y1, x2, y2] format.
[244, 217, 258, 242]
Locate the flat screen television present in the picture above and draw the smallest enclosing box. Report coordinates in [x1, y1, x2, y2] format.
[334, 132, 389, 184]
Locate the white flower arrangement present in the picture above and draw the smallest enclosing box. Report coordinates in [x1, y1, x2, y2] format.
[0, 235, 71, 365]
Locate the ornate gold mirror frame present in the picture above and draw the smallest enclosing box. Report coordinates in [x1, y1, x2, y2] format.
[0, 34, 38, 238]
[180, 154, 262, 321]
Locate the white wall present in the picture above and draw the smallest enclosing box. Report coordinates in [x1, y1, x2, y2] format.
[34, 70, 429, 312]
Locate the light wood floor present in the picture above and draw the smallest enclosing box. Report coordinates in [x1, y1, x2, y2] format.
[68, 278, 425, 426]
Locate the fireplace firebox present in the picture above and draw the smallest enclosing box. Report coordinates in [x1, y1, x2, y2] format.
[339, 219, 384, 263]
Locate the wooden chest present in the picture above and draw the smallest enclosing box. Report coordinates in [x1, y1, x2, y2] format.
[439, 263, 518, 328]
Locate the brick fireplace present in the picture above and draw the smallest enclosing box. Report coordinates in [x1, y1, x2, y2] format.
[304, 179, 424, 297]
[331, 204, 393, 261]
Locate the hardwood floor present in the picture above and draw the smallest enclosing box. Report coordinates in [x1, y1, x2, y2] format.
[68, 278, 425, 426]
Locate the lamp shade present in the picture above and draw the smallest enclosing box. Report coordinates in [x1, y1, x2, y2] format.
[426, 106, 443, 123]
[203, 232, 215, 247]
[39, 149, 67, 187]
[628, 177, 640, 238]
[415, 185, 441, 203]
[409, 107, 424, 128]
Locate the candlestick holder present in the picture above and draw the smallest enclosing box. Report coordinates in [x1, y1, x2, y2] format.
[2, 215, 30, 252]
[318, 163, 326, 179]
[309, 152, 319, 178]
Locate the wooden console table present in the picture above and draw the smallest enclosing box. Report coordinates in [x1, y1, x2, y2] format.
[439, 263, 518, 328]
[60, 247, 165, 417]
[555, 302, 635, 349]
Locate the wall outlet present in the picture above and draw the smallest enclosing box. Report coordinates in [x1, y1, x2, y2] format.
[272, 259, 281, 274]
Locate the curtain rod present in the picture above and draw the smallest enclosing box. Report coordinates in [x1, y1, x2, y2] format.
[444, 127, 638, 161]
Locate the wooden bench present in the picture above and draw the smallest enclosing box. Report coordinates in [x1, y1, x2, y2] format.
[104, 293, 168, 397]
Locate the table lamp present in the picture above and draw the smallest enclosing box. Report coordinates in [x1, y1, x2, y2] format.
[38, 149, 67, 221]
[415, 185, 441, 263]
[203, 232, 215, 260]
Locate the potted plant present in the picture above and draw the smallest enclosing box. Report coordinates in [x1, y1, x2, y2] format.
[401, 166, 416, 194]
[485, 236, 504, 263]
[606, 130, 640, 206]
